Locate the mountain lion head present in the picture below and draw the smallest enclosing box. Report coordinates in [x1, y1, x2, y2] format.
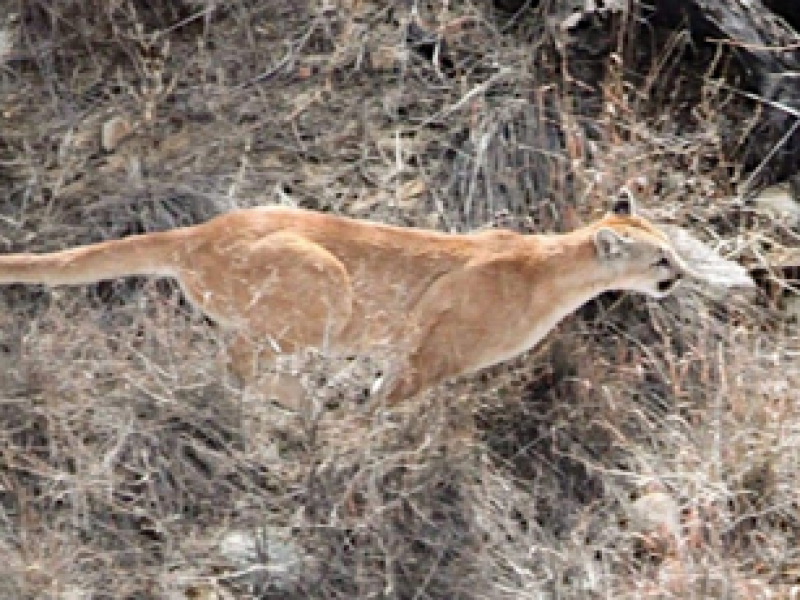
[593, 189, 698, 298]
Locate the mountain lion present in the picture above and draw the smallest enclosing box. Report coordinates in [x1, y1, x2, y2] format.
[0, 190, 699, 405]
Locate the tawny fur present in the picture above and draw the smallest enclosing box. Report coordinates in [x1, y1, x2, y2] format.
[0, 195, 695, 405]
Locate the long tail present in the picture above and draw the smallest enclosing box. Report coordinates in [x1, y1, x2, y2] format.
[0, 230, 184, 286]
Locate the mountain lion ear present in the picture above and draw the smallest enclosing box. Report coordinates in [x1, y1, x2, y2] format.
[594, 227, 628, 261]
[610, 187, 636, 216]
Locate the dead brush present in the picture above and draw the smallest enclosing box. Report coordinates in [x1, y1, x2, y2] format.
[0, 281, 491, 598]
[469, 285, 800, 597]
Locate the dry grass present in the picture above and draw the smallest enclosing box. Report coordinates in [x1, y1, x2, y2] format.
[1, 0, 800, 598]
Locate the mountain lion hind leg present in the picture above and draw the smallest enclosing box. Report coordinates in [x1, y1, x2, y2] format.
[175, 231, 355, 410]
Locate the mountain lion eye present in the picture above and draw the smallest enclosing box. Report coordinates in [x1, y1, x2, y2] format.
[655, 257, 670, 268]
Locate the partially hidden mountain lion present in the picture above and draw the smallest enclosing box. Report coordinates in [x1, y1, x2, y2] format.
[0, 190, 701, 405]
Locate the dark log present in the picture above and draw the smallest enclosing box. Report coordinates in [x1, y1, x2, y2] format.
[762, 0, 800, 33]
[648, 0, 800, 185]
[558, 0, 800, 186]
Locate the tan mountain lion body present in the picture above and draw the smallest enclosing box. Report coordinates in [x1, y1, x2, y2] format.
[0, 194, 695, 403]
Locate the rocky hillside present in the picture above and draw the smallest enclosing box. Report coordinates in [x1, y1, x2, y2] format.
[1, 1, 799, 598]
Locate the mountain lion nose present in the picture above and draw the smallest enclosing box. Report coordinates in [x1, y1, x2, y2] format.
[657, 276, 681, 293]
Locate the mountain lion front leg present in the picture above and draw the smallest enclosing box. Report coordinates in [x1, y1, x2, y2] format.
[383, 326, 468, 404]
[383, 264, 506, 404]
